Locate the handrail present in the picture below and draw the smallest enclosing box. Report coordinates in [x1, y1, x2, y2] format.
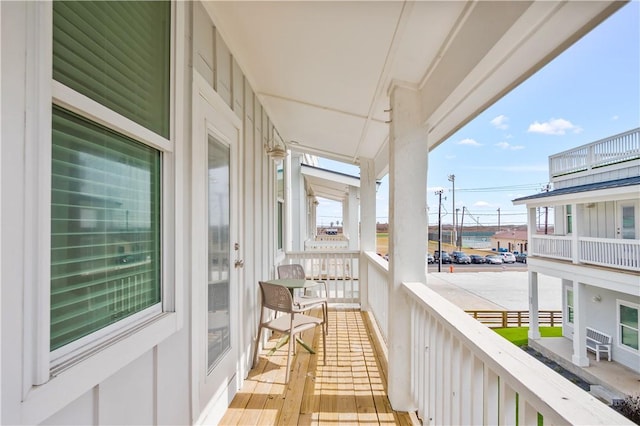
[403, 282, 631, 425]
[284, 250, 360, 303]
[549, 128, 639, 178]
[466, 310, 562, 328]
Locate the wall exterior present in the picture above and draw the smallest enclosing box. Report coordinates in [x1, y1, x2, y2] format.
[1, 1, 279, 424]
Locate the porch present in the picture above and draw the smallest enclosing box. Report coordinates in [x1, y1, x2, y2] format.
[219, 308, 415, 425]
[222, 252, 631, 425]
[529, 337, 640, 399]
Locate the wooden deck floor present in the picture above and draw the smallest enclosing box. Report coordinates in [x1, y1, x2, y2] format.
[219, 308, 415, 425]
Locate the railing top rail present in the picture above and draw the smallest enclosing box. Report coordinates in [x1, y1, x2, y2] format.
[403, 281, 631, 424]
[285, 249, 360, 256]
[549, 128, 640, 177]
[549, 127, 639, 160]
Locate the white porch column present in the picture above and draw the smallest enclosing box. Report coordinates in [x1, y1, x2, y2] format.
[528, 271, 541, 339]
[288, 153, 306, 251]
[570, 202, 579, 264]
[347, 186, 359, 250]
[342, 197, 349, 237]
[359, 158, 376, 311]
[388, 84, 427, 411]
[572, 281, 589, 367]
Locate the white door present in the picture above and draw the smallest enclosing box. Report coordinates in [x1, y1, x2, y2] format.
[193, 90, 241, 412]
[618, 202, 637, 239]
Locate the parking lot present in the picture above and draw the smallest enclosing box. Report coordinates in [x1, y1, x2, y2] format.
[427, 261, 527, 273]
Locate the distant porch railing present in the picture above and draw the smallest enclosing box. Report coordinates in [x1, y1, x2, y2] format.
[531, 235, 572, 260]
[360, 252, 629, 425]
[283, 250, 359, 303]
[531, 235, 640, 271]
[549, 128, 639, 177]
[466, 310, 562, 328]
[580, 237, 640, 271]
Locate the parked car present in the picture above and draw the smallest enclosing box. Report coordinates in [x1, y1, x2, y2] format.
[452, 251, 471, 264]
[426, 253, 435, 264]
[515, 253, 528, 263]
[434, 250, 451, 263]
[469, 254, 486, 264]
[500, 252, 516, 263]
[485, 254, 503, 264]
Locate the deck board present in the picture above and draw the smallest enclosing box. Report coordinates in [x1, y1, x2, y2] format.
[219, 308, 415, 426]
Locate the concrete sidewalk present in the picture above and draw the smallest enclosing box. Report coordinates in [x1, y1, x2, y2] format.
[426, 271, 562, 311]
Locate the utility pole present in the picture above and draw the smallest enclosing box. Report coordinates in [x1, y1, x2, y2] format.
[448, 174, 456, 246]
[458, 207, 465, 249]
[542, 184, 550, 234]
[497, 208, 501, 232]
[436, 189, 443, 272]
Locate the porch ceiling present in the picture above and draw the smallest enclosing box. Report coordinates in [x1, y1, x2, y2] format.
[203, 1, 624, 178]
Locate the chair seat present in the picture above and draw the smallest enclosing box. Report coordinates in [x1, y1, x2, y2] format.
[295, 296, 326, 309]
[265, 313, 323, 334]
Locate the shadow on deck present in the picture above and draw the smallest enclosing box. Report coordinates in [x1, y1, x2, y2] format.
[219, 308, 415, 425]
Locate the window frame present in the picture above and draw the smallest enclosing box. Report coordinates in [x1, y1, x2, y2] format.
[566, 287, 574, 325]
[24, 2, 184, 393]
[617, 300, 639, 354]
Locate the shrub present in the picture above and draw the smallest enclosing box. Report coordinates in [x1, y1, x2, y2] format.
[612, 394, 640, 424]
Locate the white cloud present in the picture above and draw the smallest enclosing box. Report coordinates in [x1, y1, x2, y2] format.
[490, 115, 509, 130]
[457, 138, 482, 146]
[612, 115, 619, 121]
[473, 201, 492, 208]
[495, 141, 524, 150]
[445, 154, 456, 160]
[527, 118, 583, 135]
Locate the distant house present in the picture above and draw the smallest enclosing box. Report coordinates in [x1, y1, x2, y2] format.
[491, 229, 529, 253]
[513, 128, 640, 377]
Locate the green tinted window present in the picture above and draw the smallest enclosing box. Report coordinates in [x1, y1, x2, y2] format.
[53, 1, 170, 138]
[51, 106, 161, 350]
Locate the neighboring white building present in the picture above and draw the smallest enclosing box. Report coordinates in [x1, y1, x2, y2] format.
[513, 128, 640, 374]
[2, 2, 632, 425]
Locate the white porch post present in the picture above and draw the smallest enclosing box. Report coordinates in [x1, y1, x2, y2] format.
[288, 152, 306, 251]
[570, 202, 579, 264]
[347, 186, 359, 250]
[388, 84, 426, 411]
[571, 281, 589, 367]
[359, 158, 376, 311]
[528, 271, 541, 339]
[527, 208, 540, 339]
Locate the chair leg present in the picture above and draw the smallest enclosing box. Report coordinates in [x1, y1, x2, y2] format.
[285, 330, 295, 383]
[252, 325, 263, 368]
[322, 322, 326, 364]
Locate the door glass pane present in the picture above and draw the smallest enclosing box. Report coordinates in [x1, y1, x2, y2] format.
[622, 206, 636, 239]
[207, 135, 230, 370]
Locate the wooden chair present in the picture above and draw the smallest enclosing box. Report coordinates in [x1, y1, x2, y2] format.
[277, 264, 328, 334]
[253, 281, 326, 383]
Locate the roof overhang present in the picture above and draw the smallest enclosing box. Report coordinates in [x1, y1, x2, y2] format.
[512, 176, 640, 207]
[203, 1, 626, 178]
[301, 164, 362, 202]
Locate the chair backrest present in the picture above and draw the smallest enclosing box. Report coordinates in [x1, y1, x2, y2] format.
[277, 264, 305, 279]
[258, 281, 294, 314]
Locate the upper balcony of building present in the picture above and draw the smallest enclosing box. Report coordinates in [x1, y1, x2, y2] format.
[549, 128, 639, 190]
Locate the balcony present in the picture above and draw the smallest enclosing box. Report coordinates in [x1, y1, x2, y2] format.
[531, 235, 640, 272]
[549, 128, 639, 179]
[223, 251, 631, 425]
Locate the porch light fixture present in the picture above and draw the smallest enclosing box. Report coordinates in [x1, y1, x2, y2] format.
[266, 128, 288, 162]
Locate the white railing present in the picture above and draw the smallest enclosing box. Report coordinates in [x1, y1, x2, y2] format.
[580, 237, 640, 271]
[364, 251, 390, 342]
[403, 282, 631, 425]
[531, 235, 572, 260]
[284, 250, 359, 303]
[549, 128, 639, 177]
[304, 239, 349, 250]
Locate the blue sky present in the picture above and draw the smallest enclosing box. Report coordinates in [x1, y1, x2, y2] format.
[316, 2, 639, 228]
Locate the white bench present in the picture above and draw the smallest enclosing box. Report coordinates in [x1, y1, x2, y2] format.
[586, 327, 612, 361]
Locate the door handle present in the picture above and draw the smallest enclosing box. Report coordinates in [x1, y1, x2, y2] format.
[234, 259, 244, 268]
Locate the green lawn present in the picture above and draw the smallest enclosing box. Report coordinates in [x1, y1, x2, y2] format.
[493, 327, 562, 346]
